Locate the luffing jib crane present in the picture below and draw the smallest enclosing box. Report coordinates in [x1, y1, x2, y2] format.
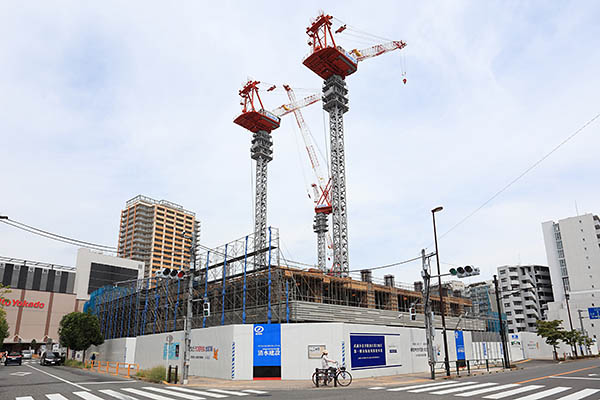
[303, 12, 407, 276]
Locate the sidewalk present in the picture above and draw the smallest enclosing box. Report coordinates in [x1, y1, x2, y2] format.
[185, 366, 511, 390]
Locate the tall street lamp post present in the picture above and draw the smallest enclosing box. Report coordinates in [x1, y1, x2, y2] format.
[431, 206, 450, 377]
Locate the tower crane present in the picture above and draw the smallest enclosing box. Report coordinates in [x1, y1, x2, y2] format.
[303, 12, 407, 276]
[234, 80, 326, 268]
[234, 80, 280, 268]
[282, 85, 333, 272]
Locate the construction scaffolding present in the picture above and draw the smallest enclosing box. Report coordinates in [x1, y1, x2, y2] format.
[87, 228, 477, 340]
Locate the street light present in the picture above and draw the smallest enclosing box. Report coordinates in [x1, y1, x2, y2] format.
[431, 206, 450, 377]
[0, 215, 8, 220]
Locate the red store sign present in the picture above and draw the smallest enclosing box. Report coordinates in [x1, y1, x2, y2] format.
[1, 299, 45, 309]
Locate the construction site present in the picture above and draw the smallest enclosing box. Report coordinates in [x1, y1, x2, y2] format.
[88, 11, 487, 345]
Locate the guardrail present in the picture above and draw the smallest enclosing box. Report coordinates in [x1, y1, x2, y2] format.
[433, 358, 508, 377]
[84, 360, 139, 378]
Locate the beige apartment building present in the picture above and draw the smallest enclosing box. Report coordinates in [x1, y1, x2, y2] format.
[117, 195, 200, 278]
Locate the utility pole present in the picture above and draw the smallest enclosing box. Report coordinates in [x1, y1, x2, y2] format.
[421, 249, 435, 380]
[182, 228, 197, 385]
[493, 275, 510, 369]
[431, 206, 449, 377]
[565, 293, 578, 357]
[577, 309, 587, 355]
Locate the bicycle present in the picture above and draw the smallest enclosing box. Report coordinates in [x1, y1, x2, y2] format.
[312, 366, 352, 387]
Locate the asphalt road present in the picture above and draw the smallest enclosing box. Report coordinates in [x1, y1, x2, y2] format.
[2, 358, 600, 400]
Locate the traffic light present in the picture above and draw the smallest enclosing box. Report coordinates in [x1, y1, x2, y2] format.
[203, 302, 210, 317]
[160, 268, 186, 279]
[449, 265, 480, 278]
[409, 306, 417, 321]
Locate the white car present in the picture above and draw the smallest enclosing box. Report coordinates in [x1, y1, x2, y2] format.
[21, 350, 33, 359]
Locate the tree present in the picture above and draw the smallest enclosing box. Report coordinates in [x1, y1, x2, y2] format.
[561, 330, 582, 358]
[0, 284, 10, 345]
[58, 312, 104, 361]
[536, 320, 564, 361]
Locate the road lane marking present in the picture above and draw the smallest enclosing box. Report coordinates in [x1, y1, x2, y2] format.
[16, 397, 34, 400]
[510, 386, 570, 400]
[456, 384, 520, 397]
[388, 381, 463, 392]
[555, 389, 600, 400]
[28, 364, 91, 392]
[549, 376, 600, 381]
[430, 382, 498, 395]
[369, 387, 385, 390]
[80, 381, 137, 385]
[409, 382, 478, 393]
[99, 389, 140, 400]
[46, 395, 69, 400]
[122, 388, 175, 400]
[164, 387, 226, 398]
[484, 385, 544, 399]
[516, 366, 599, 384]
[241, 390, 268, 394]
[207, 389, 249, 396]
[143, 387, 204, 400]
[74, 392, 106, 400]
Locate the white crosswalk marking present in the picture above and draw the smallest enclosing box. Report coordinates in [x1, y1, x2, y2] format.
[388, 381, 462, 392]
[46, 395, 69, 400]
[99, 389, 140, 400]
[122, 388, 175, 400]
[163, 386, 227, 399]
[369, 387, 385, 390]
[512, 387, 571, 400]
[431, 382, 498, 395]
[409, 382, 478, 393]
[484, 385, 544, 399]
[207, 389, 249, 397]
[555, 389, 600, 400]
[163, 388, 227, 398]
[456, 384, 520, 397]
[143, 387, 204, 400]
[16, 397, 35, 400]
[74, 392, 106, 400]
[241, 390, 268, 394]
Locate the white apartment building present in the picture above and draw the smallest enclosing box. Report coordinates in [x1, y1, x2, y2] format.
[542, 213, 600, 340]
[497, 265, 554, 333]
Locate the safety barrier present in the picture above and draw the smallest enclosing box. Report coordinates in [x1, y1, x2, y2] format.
[84, 360, 139, 378]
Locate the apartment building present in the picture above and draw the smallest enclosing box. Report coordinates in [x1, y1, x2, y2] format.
[117, 195, 200, 278]
[542, 213, 600, 339]
[497, 265, 554, 333]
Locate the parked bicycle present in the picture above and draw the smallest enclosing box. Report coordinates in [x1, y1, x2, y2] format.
[312, 366, 352, 387]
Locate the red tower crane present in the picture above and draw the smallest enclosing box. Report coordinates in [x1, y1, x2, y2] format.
[234, 80, 281, 133]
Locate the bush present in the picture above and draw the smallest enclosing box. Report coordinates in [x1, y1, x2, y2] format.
[136, 366, 166, 383]
[64, 359, 85, 368]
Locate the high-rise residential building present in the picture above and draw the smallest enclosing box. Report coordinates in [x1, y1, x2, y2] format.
[542, 213, 600, 340]
[497, 265, 554, 333]
[117, 195, 200, 278]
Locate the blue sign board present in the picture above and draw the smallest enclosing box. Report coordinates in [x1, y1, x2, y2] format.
[163, 342, 180, 360]
[350, 334, 386, 368]
[253, 324, 281, 367]
[589, 307, 600, 320]
[454, 331, 465, 361]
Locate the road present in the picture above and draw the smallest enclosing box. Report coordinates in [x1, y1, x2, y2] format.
[2, 358, 600, 400]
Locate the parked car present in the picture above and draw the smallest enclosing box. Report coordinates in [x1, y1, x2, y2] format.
[40, 351, 60, 366]
[5, 352, 23, 366]
[21, 350, 33, 359]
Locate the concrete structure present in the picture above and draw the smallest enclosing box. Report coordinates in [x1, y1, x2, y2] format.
[117, 195, 200, 278]
[543, 213, 600, 341]
[74, 248, 144, 300]
[497, 265, 554, 333]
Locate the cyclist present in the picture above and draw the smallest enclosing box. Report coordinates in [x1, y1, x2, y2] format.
[320, 350, 339, 380]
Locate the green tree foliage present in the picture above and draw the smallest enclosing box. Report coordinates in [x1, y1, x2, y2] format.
[58, 312, 104, 360]
[536, 320, 564, 360]
[0, 284, 10, 345]
[561, 329, 584, 358]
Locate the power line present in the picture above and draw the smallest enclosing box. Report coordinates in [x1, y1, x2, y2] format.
[439, 111, 600, 239]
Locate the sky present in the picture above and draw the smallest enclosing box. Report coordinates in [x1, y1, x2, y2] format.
[1, 1, 599, 286]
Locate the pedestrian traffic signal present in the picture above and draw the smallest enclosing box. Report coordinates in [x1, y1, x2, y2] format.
[449, 265, 480, 278]
[203, 302, 210, 317]
[409, 306, 417, 321]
